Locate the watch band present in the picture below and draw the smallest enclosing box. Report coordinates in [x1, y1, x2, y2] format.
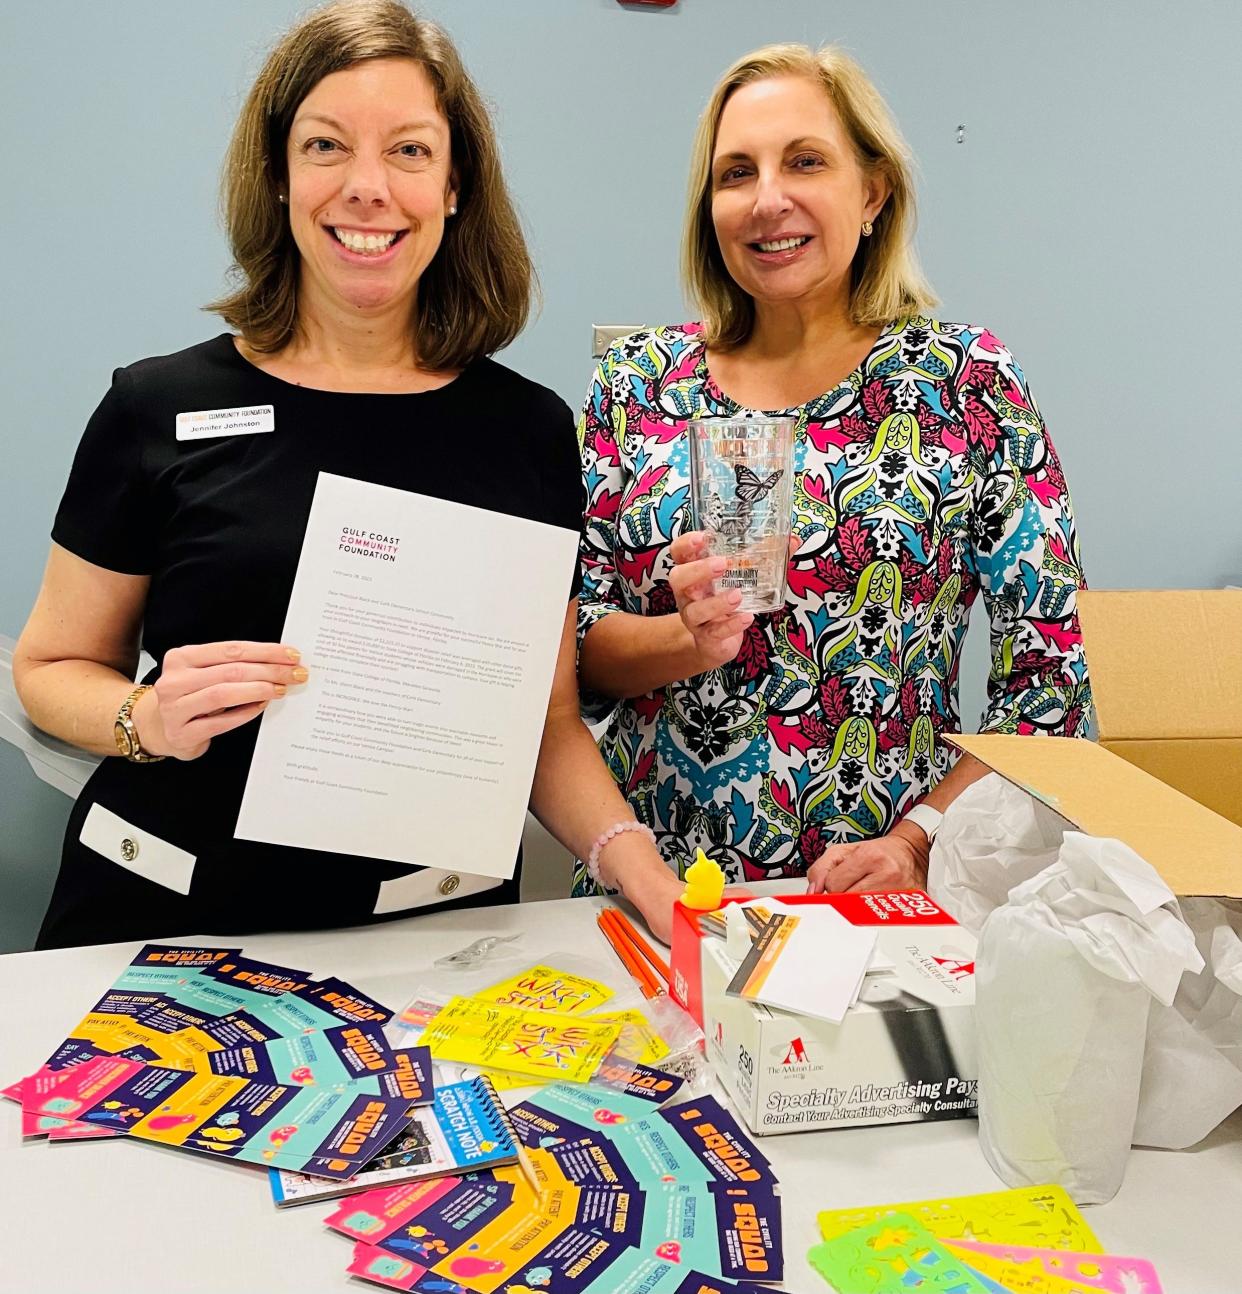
[903, 803, 943, 844]
[114, 684, 165, 763]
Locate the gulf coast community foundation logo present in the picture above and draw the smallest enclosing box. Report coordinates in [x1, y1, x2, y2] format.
[338, 526, 400, 562]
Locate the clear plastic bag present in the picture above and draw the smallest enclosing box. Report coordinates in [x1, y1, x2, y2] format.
[383, 937, 707, 1095]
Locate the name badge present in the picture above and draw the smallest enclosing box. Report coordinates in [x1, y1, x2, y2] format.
[176, 404, 275, 441]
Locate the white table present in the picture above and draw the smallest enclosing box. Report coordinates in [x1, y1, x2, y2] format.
[1, 892, 1239, 1293]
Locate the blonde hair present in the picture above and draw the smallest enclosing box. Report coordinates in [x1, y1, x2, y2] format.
[682, 43, 936, 348]
[208, 0, 532, 367]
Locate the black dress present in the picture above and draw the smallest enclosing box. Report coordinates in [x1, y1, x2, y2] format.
[37, 335, 582, 948]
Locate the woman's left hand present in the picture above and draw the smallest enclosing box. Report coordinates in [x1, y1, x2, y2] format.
[805, 830, 929, 894]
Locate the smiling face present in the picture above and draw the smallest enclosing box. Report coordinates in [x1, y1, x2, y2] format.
[710, 75, 889, 317]
[285, 56, 457, 319]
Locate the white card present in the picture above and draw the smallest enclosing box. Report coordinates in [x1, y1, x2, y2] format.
[731, 908, 878, 1025]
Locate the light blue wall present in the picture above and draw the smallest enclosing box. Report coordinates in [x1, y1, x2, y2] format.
[3, 1, 1240, 950]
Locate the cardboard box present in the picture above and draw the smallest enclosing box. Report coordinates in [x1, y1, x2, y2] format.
[671, 892, 978, 1136]
[951, 588, 1242, 900]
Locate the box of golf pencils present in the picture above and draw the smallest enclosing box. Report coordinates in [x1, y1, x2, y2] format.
[671, 891, 978, 1135]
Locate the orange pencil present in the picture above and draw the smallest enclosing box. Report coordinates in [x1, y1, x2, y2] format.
[598, 913, 661, 998]
[602, 908, 671, 989]
[596, 913, 662, 999]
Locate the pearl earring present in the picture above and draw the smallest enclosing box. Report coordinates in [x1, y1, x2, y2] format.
[447, 205, 457, 216]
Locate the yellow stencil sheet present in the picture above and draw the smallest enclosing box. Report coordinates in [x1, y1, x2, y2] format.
[422, 997, 621, 1084]
[817, 1185, 1101, 1253]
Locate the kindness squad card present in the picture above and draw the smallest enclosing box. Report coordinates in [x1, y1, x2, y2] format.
[7, 951, 788, 1292]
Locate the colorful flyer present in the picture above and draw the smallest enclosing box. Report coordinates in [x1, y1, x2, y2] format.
[394, 1184, 524, 1267]
[200, 953, 314, 995]
[20, 1040, 160, 1139]
[573, 1182, 644, 1249]
[52, 998, 210, 1071]
[299, 976, 394, 1025]
[576, 1247, 773, 1294]
[199, 1011, 285, 1048]
[421, 997, 621, 1084]
[328, 1177, 515, 1250]
[816, 1184, 1102, 1253]
[200, 977, 394, 1052]
[517, 1146, 577, 1198]
[348, 1227, 777, 1294]
[656, 1098, 776, 1188]
[326, 1176, 465, 1240]
[32, 1044, 429, 1179]
[425, 1174, 582, 1293]
[21, 1052, 121, 1138]
[133, 998, 226, 1060]
[549, 1136, 640, 1189]
[509, 1069, 682, 1150]
[668, 1277, 775, 1294]
[607, 1114, 715, 1189]
[199, 962, 389, 1039]
[707, 1185, 783, 1285]
[612, 1182, 781, 1285]
[591, 1058, 685, 1105]
[498, 1221, 631, 1294]
[108, 945, 242, 1005]
[346, 1241, 471, 1292]
[474, 965, 615, 1014]
[206, 1022, 399, 1087]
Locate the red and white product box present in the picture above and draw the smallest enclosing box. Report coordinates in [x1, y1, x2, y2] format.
[671, 891, 978, 1136]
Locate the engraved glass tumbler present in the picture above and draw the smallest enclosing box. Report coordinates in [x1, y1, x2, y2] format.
[687, 415, 796, 613]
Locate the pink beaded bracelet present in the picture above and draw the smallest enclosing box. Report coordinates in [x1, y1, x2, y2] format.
[586, 820, 657, 889]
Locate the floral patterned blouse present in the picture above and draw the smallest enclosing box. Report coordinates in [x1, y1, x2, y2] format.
[573, 317, 1092, 890]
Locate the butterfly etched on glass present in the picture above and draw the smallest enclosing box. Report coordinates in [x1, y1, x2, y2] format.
[704, 464, 784, 539]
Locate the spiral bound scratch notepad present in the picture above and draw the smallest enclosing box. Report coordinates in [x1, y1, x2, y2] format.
[270, 1075, 518, 1207]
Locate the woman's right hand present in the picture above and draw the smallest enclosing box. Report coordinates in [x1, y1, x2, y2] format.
[133, 641, 308, 760]
[668, 531, 755, 671]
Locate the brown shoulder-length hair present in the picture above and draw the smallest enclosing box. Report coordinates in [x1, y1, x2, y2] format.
[208, 0, 533, 367]
[683, 43, 937, 349]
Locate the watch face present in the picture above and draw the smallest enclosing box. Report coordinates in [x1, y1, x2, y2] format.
[114, 719, 132, 757]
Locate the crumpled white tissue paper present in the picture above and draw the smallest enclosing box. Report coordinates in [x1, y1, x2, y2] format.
[976, 832, 1205, 1203]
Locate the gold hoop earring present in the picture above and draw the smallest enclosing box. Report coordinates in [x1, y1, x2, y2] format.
[861, 219, 874, 237]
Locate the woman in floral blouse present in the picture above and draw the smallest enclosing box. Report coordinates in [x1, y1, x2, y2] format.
[574, 44, 1091, 919]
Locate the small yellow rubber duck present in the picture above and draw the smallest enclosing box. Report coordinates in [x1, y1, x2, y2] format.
[681, 848, 726, 911]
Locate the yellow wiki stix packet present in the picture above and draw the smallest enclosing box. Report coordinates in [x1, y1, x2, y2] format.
[421, 997, 622, 1084]
[473, 965, 615, 1015]
[817, 1184, 1101, 1253]
[589, 1008, 670, 1066]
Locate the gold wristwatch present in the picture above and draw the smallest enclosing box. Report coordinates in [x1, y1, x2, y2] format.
[114, 684, 165, 763]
